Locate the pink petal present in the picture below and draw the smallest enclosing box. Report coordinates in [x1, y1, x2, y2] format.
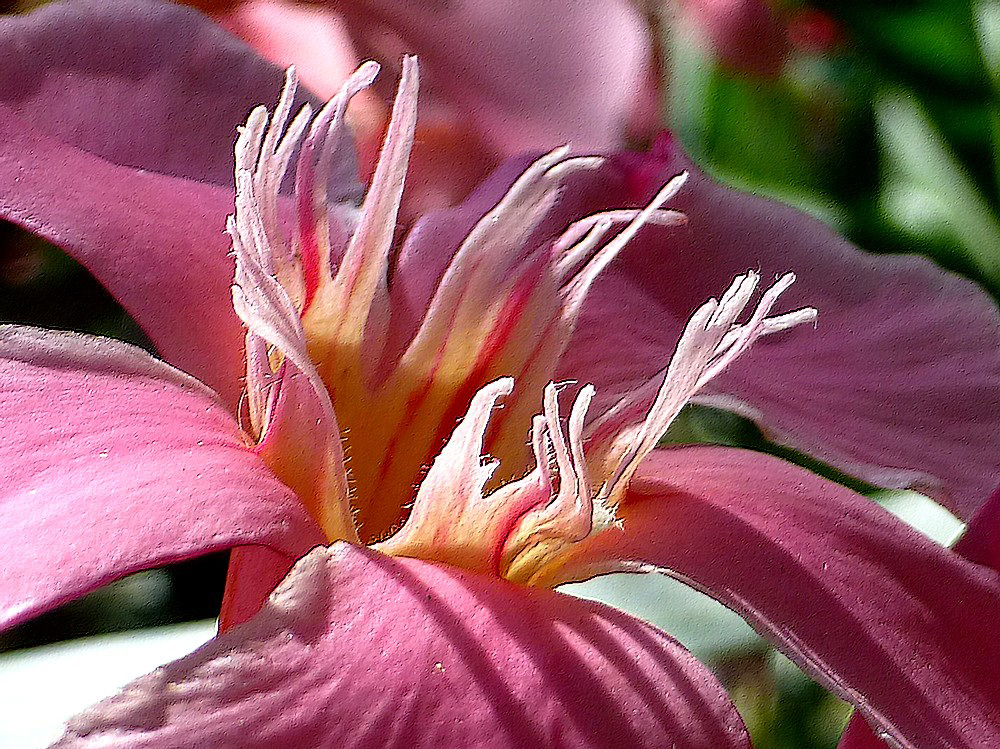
[0, 0, 358, 189]
[218, 546, 300, 633]
[560, 447, 1000, 749]
[837, 719, 887, 749]
[952, 484, 1000, 568]
[0, 326, 324, 633]
[335, 0, 652, 154]
[0, 0, 363, 408]
[838, 485, 1000, 747]
[217, 0, 362, 100]
[561, 145, 1000, 519]
[53, 543, 749, 749]
[0, 104, 245, 408]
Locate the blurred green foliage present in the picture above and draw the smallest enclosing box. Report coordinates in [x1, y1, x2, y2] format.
[670, 0, 1000, 296]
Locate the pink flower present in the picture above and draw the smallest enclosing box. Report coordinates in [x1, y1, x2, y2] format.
[2, 2, 1000, 747]
[206, 0, 661, 216]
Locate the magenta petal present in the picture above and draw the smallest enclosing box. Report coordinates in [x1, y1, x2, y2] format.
[0, 0, 347, 187]
[838, 485, 1000, 748]
[0, 326, 324, 633]
[53, 543, 748, 749]
[563, 447, 1000, 749]
[0, 104, 248, 407]
[563, 150, 1000, 519]
[952, 485, 1000, 568]
[836, 719, 887, 749]
[336, 0, 651, 153]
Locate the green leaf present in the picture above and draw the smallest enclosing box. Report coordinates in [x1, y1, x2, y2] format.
[876, 88, 1000, 284]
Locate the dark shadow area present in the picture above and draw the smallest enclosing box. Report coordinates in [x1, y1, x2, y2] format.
[0, 552, 228, 652]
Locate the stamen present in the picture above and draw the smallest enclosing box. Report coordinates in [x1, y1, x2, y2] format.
[326, 55, 419, 349]
[554, 172, 689, 283]
[594, 272, 817, 501]
[558, 173, 690, 323]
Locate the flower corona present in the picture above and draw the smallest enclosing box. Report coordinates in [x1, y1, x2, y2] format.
[229, 57, 817, 586]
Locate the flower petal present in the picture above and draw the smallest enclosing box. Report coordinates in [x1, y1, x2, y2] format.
[0, 326, 323, 633]
[217, 0, 363, 100]
[679, 0, 789, 77]
[838, 485, 1000, 748]
[335, 0, 652, 154]
[0, 103, 246, 407]
[836, 719, 889, 749]
[557, 447, 1000, 749]
[52, 543, 749, 749]
[951, 484, 1000, 568]
[562, 146, 1000, 519]
[0, 0, 358, 189]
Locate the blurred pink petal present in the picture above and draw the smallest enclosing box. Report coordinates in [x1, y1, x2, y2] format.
[560, 447, 1000, 749]
[0, 0, 357, 189]
[53, 543, 749, 749]
[0, 326, 323, 633]
[212, 0, 657, 215]
[318, 0, 653, 154]
[217, 0, 362, 100]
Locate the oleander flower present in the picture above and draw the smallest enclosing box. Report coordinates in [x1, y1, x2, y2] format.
[2, 2, 1000, 748]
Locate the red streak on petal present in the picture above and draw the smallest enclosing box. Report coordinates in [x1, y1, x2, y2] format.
[489, 485, 550, 577]
[365, 260, 548, 538]
[296, 155, 322, 310]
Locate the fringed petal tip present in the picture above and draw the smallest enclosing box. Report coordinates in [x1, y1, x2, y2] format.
[566, 145, 1000, 520]
[587, 270, 816, 500]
